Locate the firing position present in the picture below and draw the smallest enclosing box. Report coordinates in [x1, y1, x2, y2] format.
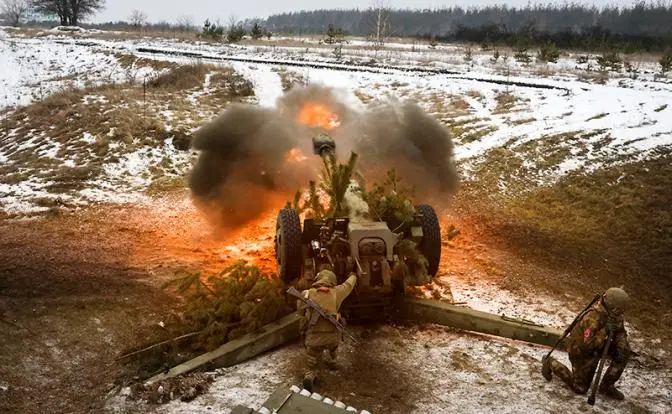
[542, 287, 632, 400]
[295, 267, 357, 391]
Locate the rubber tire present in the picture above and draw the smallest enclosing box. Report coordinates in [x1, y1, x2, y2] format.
[275, 208, 303, 284]
[416, 204, 441, 278]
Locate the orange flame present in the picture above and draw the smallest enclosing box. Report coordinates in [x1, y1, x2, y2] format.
[285, 148, 308, 163]
[298, 103, 340, 129]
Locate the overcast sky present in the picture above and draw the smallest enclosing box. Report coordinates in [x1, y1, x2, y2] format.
[91, 0, 642, 25]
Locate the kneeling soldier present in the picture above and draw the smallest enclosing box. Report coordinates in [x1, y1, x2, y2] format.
[543, 287, 632, 400]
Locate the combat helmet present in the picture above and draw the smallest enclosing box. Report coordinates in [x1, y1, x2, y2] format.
[602, 287, 631, 315]
[313, 269, 337, 288]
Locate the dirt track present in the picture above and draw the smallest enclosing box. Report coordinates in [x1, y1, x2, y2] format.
[1, 198, 670, 413]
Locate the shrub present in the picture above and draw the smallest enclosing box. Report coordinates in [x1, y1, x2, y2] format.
[514, 46, 532, 64]
[250, 22, 264, 40]
[597, 52, 623, 72]
[199, 19, 224, 41]
[537, 41, 560, 63]
[660, 48, 672, 74]
[162, 262, 293, 350]
[227, 24, 246, 43]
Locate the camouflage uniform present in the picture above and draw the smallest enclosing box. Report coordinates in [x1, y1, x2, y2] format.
[545, 299, 630, 399]
[296, 269, 357, 390]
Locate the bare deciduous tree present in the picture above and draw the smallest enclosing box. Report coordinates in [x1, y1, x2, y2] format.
[175, 14, 194, 32]
[2, 0, 28, 26]
[128, 9, 146, 29]
[31, 0, 105, 26]
[368, 0, 391, 50]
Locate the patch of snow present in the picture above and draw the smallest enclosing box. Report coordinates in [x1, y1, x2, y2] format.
[50, 26, 86, 33]
[228, 62, 284, 108]
[80, 132, 97, 144]
[38, 141, 62, 159]
[83, 94, 108, 105]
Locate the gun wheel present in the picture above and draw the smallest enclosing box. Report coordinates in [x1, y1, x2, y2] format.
[275, 208, 303, 284]
[416, 204, 441, 278]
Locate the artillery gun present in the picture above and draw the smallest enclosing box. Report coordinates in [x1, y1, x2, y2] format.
[147, 135, 563, 396]
[274, 134, 442, 321]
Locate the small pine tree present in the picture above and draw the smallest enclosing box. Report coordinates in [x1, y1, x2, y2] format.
[514, 47, 532, 64]
[537, 41, 560, 63]
[324, 24, 344, 45]
[200, 19, 224, 41]
[250, 22, 263, 40]
[162, 262, 293, 351]
[227, 24, 246, 43]
[490, 49, 500, 63]
[319, 152, 358, 218]
[597, 52, 622, 72]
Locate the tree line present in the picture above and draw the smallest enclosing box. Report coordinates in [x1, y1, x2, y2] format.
[265, 2, 672, 52]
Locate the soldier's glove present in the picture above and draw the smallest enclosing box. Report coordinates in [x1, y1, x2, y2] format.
[345, 257, 355, 274]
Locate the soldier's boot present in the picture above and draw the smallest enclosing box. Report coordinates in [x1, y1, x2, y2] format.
[597, 354, 628, 400]
[547, 357, 576, 390]
[599, 384, 625, 400]
[541, 355, 553, 381]
[302, 371, 316, 392]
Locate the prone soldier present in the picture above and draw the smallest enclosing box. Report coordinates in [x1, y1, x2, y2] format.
[295, 266, 357, 391]
[542, 287, 632, 400]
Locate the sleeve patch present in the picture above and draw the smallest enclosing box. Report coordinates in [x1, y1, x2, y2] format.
[584, 328, 593, 341]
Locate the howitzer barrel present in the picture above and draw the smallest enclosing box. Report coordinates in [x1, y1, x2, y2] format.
[312, 133, 336, 158]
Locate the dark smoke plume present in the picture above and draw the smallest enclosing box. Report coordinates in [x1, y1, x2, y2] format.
[352, 100, 459, 198]
[188, 84, 457, 229]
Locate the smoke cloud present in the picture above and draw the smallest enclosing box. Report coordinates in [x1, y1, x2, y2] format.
[188, 84, 458, 229]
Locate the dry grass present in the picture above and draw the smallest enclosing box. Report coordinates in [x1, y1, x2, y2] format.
[654, 104, 668, 112]
[148, 64, 215, 90]
[508, 117, 537, 126]
[46, 164, 103, 192]
[465, 90, 484, 100]
[456, 144, 672, 340]
[493, 92, 520, 114]
[114, 53, 177, 72]
[425, 94, 472, 118]
[199, 67, 255, 106]
[271, 67, 307, 92]
[577, 71, 610, 85]
[88, 29, 200, 43]
[354, 89, 375, 104]
[145, 175, 188, 196]
[449, 120, 498, 143]
[533, 65, 556, 77]
[585, 112, 609, 121]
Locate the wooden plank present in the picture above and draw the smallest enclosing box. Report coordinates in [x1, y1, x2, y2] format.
[403, 297, 563, 347]
[146, 313, 301, 384]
